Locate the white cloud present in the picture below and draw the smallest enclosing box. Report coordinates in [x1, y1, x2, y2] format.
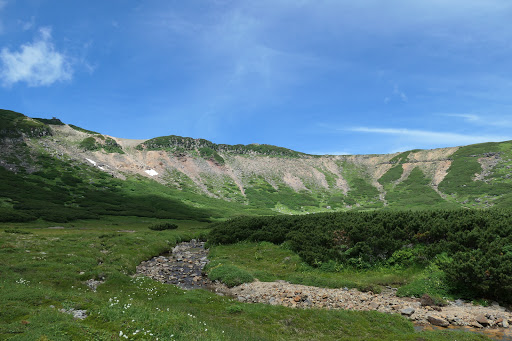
[443, 113, 480, 122]
[0, 27, 73, 87]
[349, 127, 511, 146]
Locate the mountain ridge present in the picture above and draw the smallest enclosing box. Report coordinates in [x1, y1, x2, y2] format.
[2, 108, 512, 223]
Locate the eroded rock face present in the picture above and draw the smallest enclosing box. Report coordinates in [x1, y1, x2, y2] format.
[136, 240, 211, 289]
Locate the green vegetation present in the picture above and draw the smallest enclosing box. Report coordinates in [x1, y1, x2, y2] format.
[379, 165, 403, 185]
[386, 168, 454, 209]
[69, 124, 100, 135]
[148, 222, 178, 231]
[207, 241, 422, 292]
[198, 147, 225, 165]
[0, 109, 52, 138]
[79, 137, 101, 151]
[137, 134, 307, 157]
[0, 220, 487, 340]
[205, 263, 254, 287]
[103, 137, 124, 154]
[0, 155, 214, 223]
[209, 209, 512, 304]
[33, 117, 65, 125]
[340, 162, 382, 208]
[439, 142, 512, 198]
[79, 137, 124, 153]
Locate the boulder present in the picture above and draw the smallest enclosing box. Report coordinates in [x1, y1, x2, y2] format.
[427, 315, 449, 327]
[421, 294, 435, 307]
[475, 314, 490, 327]
[400, 308, 415, 316]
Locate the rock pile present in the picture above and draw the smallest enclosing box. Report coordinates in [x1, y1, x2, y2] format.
[230, 281, 512, 329]
[136, 240, 211, 289]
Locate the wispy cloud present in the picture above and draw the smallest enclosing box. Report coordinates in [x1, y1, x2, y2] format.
[443, 113, 480, 122]
[0, 27, 73, 87]
[349, 127, 511, 146]
[441, 113, 512, 127]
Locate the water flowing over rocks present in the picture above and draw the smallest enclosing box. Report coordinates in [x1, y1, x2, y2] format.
[136, 240, 211, 289]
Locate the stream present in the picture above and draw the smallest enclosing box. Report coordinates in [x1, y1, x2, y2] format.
[136, 241, 512, 341]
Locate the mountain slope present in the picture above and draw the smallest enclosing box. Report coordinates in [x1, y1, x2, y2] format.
[2, 109, 512, 223]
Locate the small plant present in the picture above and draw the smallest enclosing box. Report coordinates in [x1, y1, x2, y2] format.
[148, 222, 178, 231]
[226, 305, 244, 314]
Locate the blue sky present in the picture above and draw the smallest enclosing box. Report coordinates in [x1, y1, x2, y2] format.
[1, 0, 512, 155]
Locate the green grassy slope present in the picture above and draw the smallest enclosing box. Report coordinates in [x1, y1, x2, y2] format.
[0, 222, 487, 340]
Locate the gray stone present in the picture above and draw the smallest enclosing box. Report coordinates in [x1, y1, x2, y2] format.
[454, 299, 464, 307]
[60, 308, 88, 320]
[400, 308, 415, 316]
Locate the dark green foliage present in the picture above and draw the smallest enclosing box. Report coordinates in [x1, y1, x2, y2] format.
[79, 137, 100, 151]
[103, 137, 124, 154]
[378, 165, 403, 185]
[0, 156, 213, 223]
[33, 117, 65, 125]
[245, 184, 316, 210]
[198, 147, 225, 165]
[136, 135, 306, 157]
[68, 124, 100, 135]
[0, 109, 52, 138]
[209, 209, 512, 303]
[0, 208, 36, 222]
[79, 136, 124, 153]
[148, 222, 178, 231]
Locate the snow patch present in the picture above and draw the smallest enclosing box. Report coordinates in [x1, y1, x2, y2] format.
[85, 158, 97, 166]
[145, 169, 158, 176]
[98, 166, 106, 171]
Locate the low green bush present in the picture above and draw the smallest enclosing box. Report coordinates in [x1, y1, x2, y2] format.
[148, 222, 179, 231]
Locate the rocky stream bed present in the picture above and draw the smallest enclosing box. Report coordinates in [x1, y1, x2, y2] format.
[136, 241, 512, 340]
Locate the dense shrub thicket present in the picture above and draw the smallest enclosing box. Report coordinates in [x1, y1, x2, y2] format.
[209, 210, 512, 303]
[148, 222, 178, 231]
